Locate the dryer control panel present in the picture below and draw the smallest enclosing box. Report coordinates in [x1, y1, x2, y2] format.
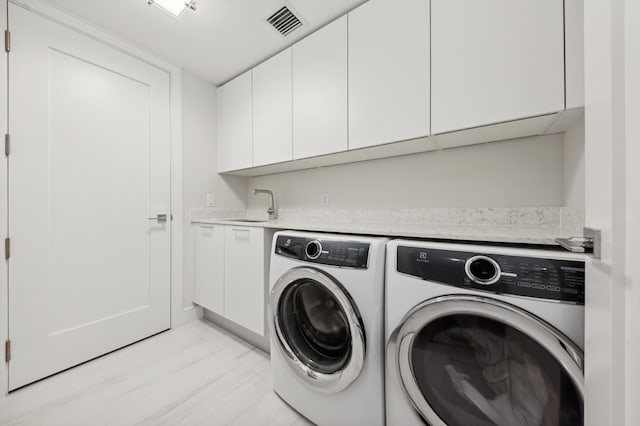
[275, 235, 370, 269]
[397, 246, 585, 304]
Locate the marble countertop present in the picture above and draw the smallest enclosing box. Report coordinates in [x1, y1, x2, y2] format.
[190, 208, 584, 246]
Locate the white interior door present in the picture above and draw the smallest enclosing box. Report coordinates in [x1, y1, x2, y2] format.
[7, 4, 171, 390]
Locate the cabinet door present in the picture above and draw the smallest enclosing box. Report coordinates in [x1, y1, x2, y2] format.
[431, 0, 565, 134]
[348, 0, 430, 149]
[224, 226, 265, 335]
[293, 16, 348, 159]
[219, 70, 253, 171]
[253, 48, 293, 166]
[194, 225, 225, 315]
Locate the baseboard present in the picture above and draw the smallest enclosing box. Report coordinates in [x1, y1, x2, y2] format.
[202, 310, 270, 353]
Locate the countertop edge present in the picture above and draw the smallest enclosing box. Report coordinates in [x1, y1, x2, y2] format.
[189, 218, 576, 246]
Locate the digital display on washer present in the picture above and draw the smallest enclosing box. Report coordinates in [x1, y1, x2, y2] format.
[275, 235, 370, 269]
[396, 246, 585, 304]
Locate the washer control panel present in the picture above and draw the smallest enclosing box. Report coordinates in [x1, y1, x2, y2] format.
[275, 235, 370, 269]
[397, 246, 585, 304]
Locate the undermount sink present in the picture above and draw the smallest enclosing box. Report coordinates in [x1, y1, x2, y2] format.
[221, 218, 268, 223]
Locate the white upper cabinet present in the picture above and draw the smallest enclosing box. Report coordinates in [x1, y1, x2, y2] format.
[216, 0, 575, 176]
[253, 48, 293, 166]
[293, 16, 348, 159]
[348, 0, 430, 149]
[565, 0, 584, 109]
[219, 70, 253, 171]
[431, 0, 565, 134]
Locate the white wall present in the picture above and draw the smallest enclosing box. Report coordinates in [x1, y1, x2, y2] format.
[564, 117, 586, 210]
[248, 134, 571, 209]
[182, 70, 247, 309]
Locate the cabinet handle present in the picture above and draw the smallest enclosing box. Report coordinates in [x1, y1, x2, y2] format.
[199, 225, 215, 229]
[231, 228, 250, 232]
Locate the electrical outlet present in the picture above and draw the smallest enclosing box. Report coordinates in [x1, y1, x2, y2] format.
[321, 193, 329, 207]
[206, 194, 215, 207]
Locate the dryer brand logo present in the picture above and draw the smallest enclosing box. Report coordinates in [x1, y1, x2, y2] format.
[417, 251, 429, 263]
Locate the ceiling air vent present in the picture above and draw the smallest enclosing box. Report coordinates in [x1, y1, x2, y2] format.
[266, 5, 303, 37]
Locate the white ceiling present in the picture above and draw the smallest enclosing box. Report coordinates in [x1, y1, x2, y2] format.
[41, 0, 367, 85]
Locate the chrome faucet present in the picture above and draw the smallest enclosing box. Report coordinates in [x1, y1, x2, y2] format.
[252, 189, 277, 220]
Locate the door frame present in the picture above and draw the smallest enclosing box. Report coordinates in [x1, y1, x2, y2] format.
[583, 0, 639, 424]
[623, 2, 640, 424]
[1, 0, 8, 400]
[0, 0, 197, 396]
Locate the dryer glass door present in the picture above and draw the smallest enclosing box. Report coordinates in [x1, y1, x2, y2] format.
[279, 278, 351, 373]
[393, 295, 584, 426]
[270, 267, 366, 393]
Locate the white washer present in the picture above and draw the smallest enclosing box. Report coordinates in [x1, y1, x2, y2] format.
[386, 240, 586, 426]
[269, 231, 388, 426]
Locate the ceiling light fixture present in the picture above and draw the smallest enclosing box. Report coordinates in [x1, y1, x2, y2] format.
[147, 0, 197, 18]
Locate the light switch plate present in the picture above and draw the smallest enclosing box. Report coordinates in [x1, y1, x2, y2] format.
[321, 193, 329, 207]
[206, 194, 215, 207]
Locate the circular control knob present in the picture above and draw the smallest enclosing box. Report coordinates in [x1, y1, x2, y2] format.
[465, 256, 501, 285]
[305, 240, 323, 260]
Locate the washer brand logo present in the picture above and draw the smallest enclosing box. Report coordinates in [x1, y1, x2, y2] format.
[419, 252, 428, 260]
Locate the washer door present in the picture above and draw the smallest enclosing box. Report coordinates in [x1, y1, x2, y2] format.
[270, 267, 365, 393]
[391, 295, 584, 426]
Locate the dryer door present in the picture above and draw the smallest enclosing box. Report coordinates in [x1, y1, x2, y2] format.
[390, 295, 584, 426]
[270, 267, 365, 393]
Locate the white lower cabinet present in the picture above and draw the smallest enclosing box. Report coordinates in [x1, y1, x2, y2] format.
[224, 226, 266, 335]
[194, 224, 273, 336]
[194, 225, 225, 315]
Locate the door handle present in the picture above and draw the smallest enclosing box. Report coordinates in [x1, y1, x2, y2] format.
[148, 213, 168, 223]
[555, 227, 601, 258]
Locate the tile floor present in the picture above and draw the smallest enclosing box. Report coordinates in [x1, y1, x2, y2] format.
[0, 320, 311, 426]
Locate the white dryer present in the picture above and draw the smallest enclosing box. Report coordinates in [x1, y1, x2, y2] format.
[269, 231, 388, 426]
[386, 240, 586, 426]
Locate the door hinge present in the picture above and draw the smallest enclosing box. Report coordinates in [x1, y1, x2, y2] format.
[4, 134, 10, 156]
[5, 340, 10, 363]
[4, 30, 9, 53]
[4, 238, 10, 260]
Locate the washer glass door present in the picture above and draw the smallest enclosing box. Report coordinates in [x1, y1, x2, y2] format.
[394, 295, 584, 426]
[271, 267, 365, 393]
